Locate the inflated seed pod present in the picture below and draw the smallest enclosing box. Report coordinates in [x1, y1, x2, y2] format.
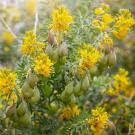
[48, 102, 59, 113]
[48, 31, 55, 45]
[19, 112, 31, 128]
[64, 82, 73, 96]
[51, 48, 59, 62]
[28, 87, 40, 105]
[6, 105, 16, 119]
[22, 81, 34, 98]
[58, 42, 68, 57]
[70, 94, 76, 104]
[45, 45, 54, 58]
[17, 100, 28, 116]
[27, 72, 38, 88]
[81, 75, 90, 91]
[108, 52, 116, 66]
[74, 81, 81, 96]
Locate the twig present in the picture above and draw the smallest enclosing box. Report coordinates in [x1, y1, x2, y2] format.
[0, 17, 17, 39]
[108, 120, 118, 135]
[34, 7, 39, 34]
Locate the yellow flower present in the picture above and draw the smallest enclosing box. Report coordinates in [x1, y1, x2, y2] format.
[78, 44, 101, 74]
[112, 68, 131, 94]
[99, 33, 113, 50]
[50, 6, 73, 32]
[25, 0, 37, 16]
[101, 3, 110, 11]
[87, 107, 109, 135]
[0, 68, 16, 95]
[60, 104, 80, 120]
[113, 9, 135, 40]
[102, 13, 113, 24]
[34, 53, 54, 77]
[94, 8, 104, 15]
[21, 31, 45, 55]
[2, 32, 15, 45]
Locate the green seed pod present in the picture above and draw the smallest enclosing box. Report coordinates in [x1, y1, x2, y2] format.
[90, 66, 98, 76]
[108, 52, 116, 66]
[61, 91, 71, 103]
[22, 81, 34, 98]
[64, 82, 73, 96]
[51, 48, 59, 62]
[74, 81, 81, 96]
[49, 102, 59, 113]
[28, 87, 40, 105]
[81, 75, 89, 91]
[27, 72, 38, 88]
[70, 94, 76, 104]
[17, 100, 28, 116]
[45, 45, 53, 58]
[19, 112, 31, 128]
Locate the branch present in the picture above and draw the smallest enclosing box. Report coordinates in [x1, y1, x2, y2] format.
[0, 17, 17, 39]
[34, 7, 39, 34]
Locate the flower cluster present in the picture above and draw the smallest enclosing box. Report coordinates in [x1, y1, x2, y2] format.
[87, 107, 109, 135]
[50, 6, 73, 32]
[0, 68, 16, 96]
[107, 68, 132, 95]
[21, 31, 45, 55]
[34, 53, 54, 77]
[113, 9, 135, 40]
[78, 44, 101, 74]
[2, 32, 15, 45]
[92, 3, 113, 31]
[60, 104, 80, 120]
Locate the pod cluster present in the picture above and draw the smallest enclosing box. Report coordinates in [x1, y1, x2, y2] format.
[6, 73, 40, 128]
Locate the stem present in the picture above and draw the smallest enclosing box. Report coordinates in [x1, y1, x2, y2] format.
[0, 17, 17, 39]
[34, 4, 39, 34]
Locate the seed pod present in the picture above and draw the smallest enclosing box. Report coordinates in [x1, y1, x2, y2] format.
[6, 105, 16, 119]
[49, 102, 59, 113]
[19, 112, 31, 128]
[17, 100, 28, 116]
[27, 72, 38, 88]
[28, 87, 40, 105]
[45, 45, 53, 58]
[51, 48, 59, 62]
[64, 82, 73, 96]
[90, 66, 98, 76]
[48, 31, 55, 45]
[22, 81, 34, 98]
[70, 94, 76, 104]
[58, 42, 68, 57]
[74, 81, 81, 96]
[81, 75, 89, 91]
[108, 52, 116, 66]
[61, 91, 71, 103]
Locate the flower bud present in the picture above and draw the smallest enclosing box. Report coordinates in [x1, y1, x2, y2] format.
[81, 75, 90, 91]
[70, 94, 76, 103]
[22, 81, 34, 99]
[51, 48, 59, 62]
[27, 72, 38, 88]
[28, 87, 40, 105]
[17, 100, 28, 116]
